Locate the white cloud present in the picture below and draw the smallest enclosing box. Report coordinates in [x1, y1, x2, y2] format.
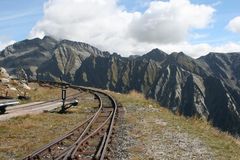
[211, 1, 222, 7]
[227, 16, 240, 33]
[190, 33, 208, 40]
[151, 41, 240, 58]
[30, 0, 138, 53]
[122, 41, 240, 58]
[210, 42, 240, 53]
[0, 40, 15, 51]
[30, 0, 239, 58]
[129, 0, 215, 43]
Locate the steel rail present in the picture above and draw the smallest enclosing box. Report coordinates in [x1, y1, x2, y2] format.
[56, 88, 118, 160]
[55, 93, 104, 160]
[22, 81, 119, 160]
[67, 90, 118, 160]
[99, 93, 118, 160]
[24, 115, 93, 160]
[57, 110, 113, 160]
[23, 92, 101, 160]
[7, 90, 81, 113]
[68, 93, 115, 159]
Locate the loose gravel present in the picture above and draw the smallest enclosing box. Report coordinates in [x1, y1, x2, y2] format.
[113, 103, 214, 160]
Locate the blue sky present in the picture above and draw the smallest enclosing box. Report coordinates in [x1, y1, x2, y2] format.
[0, 0, 46, 42]
[0, 0, 240, 57]
[190, 0, 240, 45]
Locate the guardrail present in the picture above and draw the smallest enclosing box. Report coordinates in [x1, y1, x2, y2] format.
[0, 100, 19, 114]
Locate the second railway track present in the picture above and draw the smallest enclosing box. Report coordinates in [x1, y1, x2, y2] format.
[0, 85, 83, 121]
[6, 91, 81, 113]
[23, 82, 123, 160]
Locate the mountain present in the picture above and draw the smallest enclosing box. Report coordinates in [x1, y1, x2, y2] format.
[37, 39, 108, 81]
[0, 36, 57, 75]
[0, 37, 240, 135]
[0, 36, 106, 81]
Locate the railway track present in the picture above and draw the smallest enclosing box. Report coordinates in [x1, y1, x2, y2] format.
[6, 91, 81, 114]
[0, 84, 83, 121]
[22, 82, 123, 160]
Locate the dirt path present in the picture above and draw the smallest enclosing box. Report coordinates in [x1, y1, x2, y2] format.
[113, 103, 214, 160]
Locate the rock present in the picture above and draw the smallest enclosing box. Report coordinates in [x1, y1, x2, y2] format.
[0, 36, 240, 135]
[9, 87, 17, 91]
[75, 51, 240, 135]
[0, 36, 107, 82]
[0, 67, 9, 78]
[155, 119, 168, 126]
[20, 83, 31, 90]
[0, 78, 10, 84]
[37, 40, 106, 81]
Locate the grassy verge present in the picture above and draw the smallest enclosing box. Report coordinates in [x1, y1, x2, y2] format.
[20, 83, 80, 103]
[110, 90, 240, 160]
[25, 83, 61, 101]
[0, 87, 97, 160]
[1, 87, 240, 160]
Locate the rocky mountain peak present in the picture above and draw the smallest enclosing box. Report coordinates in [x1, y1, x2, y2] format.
[166, 52, 201, 72]
[142, 48, 168, 61]
[58, 39, 105, 57]
[111, 52, 121, 58]
[169, 51, 190, 59]
[42, 36, 58, 44]
[1, 37, 240, 135]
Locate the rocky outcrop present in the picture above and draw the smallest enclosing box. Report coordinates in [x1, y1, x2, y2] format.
[0, 67, 31, 98]
[0, 36, 106, 81]
[75, 50, 240, 135]
[0, 36, 58, 78]
[0, 37, 240, 135]
[37, 40, 107, 81]
[0, 67, 10, 79]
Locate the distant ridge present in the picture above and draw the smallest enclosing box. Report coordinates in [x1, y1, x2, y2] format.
[1, 36, 240, 135]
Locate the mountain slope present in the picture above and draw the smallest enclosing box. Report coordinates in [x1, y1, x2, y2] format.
[0, 36, 57, 76]
[37, 39, 107, 81]
[0, 37, 240, 135]
[0, 36, 105, 81]
[75, 50, 240, 135]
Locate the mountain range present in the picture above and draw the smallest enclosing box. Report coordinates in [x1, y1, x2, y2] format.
[1, 36, 240, 135]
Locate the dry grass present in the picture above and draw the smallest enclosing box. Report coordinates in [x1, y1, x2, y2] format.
[128, 90, 145, 100]
[0, 80, 29, 98]
[1, 82, 79, 103]
[20, 83, 81, 104]
[22, 83, 61, 102]
[111, 90, 240, 160]
[113, 90, 150, 106]
[0, 85, 98, 160]
[0, 102, 98, 160]
[0, 82, 61, 102]
[1, 87, 240, 160]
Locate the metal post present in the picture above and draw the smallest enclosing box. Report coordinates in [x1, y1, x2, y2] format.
[61, 85, 66, 112]
[60, 76, 67, 113]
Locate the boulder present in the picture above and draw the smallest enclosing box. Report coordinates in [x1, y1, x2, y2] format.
[0, 78, 10, 84]
[0, 67, 9, 78]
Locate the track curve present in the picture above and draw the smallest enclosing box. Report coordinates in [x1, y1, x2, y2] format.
[23, 81, 121, 160]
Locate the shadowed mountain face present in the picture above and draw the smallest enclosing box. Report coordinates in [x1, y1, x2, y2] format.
[0, 36, 107, 81]
[0, 36, 58, 75]
[1, 37, 240, 135]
